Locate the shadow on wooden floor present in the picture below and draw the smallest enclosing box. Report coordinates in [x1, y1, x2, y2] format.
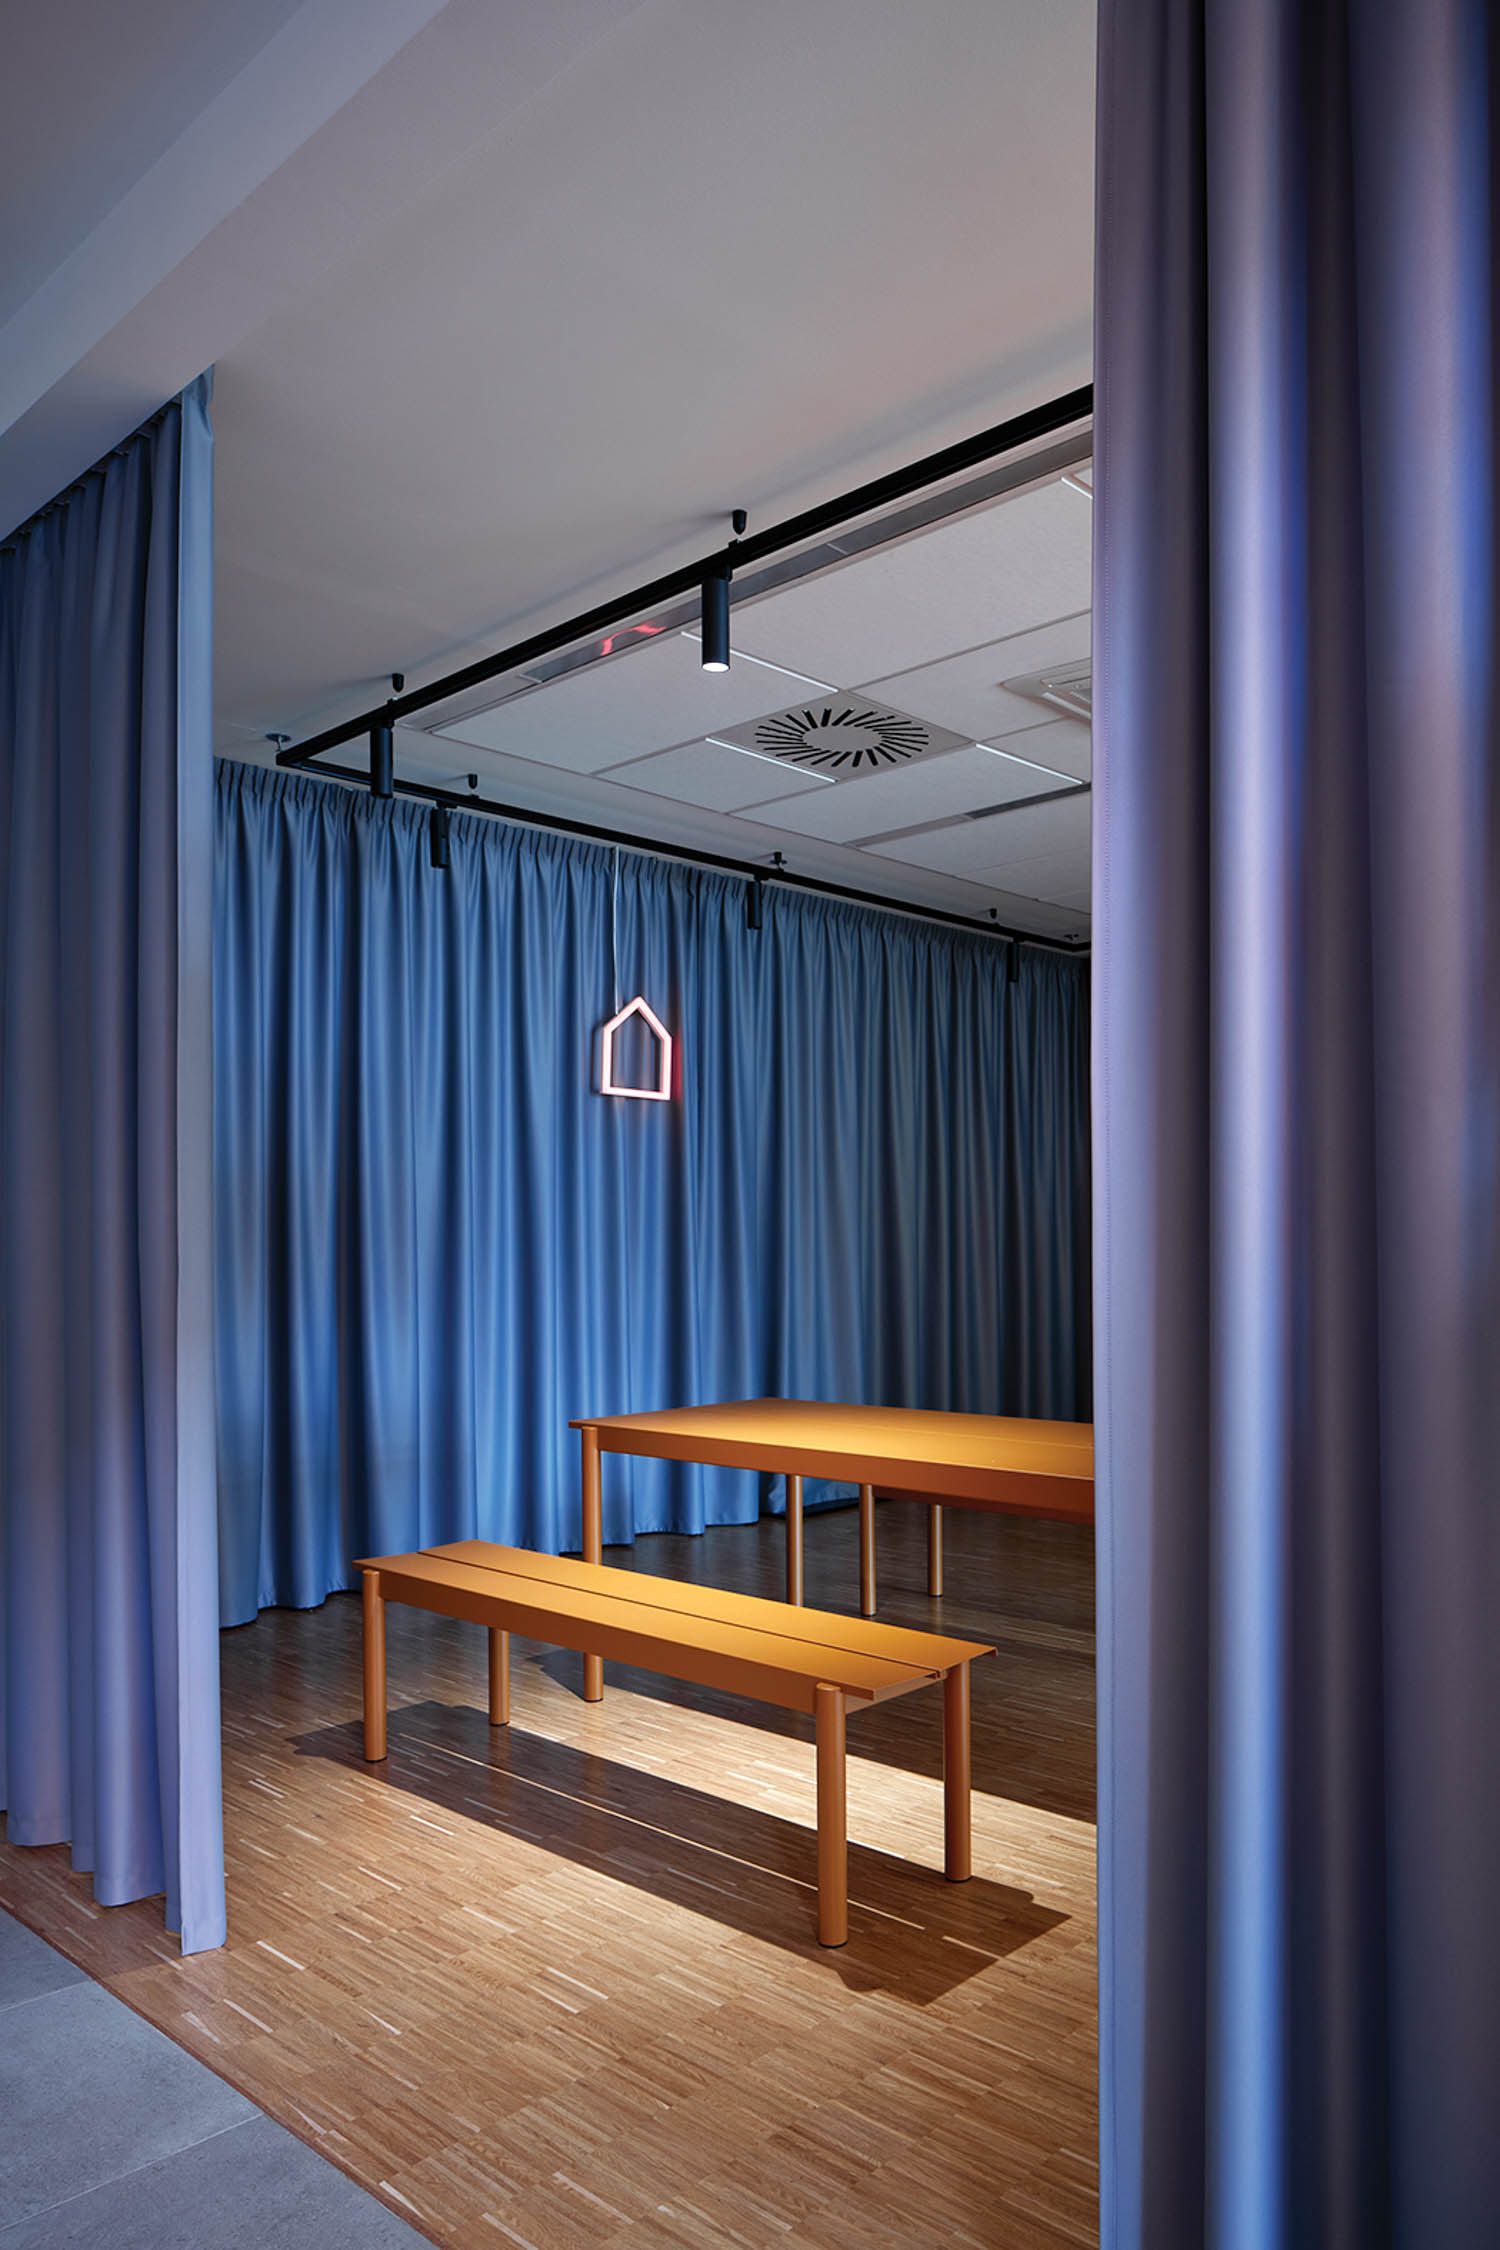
[292, 1700, 1068, 2006]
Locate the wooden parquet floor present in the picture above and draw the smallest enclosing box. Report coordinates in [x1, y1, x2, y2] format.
[0, 1501, 1097, 2250]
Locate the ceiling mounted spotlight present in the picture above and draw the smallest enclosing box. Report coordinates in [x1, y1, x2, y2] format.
[368, 674, 405, 799]
[701, 560, 730, 672]
[369, 721, 393, 800]
[429, 803, 451, 869]
[700, 509, 747, 673]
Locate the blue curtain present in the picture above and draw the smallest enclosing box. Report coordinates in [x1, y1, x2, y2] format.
[214, 759, 1091, 1623]
[1095, 2, 1500, 2244]
[0, 378, 225, 1954]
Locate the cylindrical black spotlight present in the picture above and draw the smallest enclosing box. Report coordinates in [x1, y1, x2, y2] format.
[1008, 939, 1022, 984]
[370, 721, 394, 800]
[745, 875, 763, 930]
[429, 803, 451, 870]
[701, 559, 731, 672]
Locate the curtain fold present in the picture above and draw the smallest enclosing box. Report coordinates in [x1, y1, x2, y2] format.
[214, 759, 1092, 1623]
[0, 377, 225, 1954]
[1095, 1, 1500, 2243]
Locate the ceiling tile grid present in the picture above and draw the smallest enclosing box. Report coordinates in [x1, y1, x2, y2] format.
[865, 784, 1091, 879]
[730, 482, 1092, 686]
[596, 739, 832, 816]
[862, 613, 1093, 770]
[741, 741, 1072, 845]
[394, 471, 1096, 929]
[428, 632, 830, 774]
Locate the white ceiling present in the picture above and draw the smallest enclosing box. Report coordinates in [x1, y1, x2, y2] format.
[0, 0, 306, 325]
[3, 0, 1096, 933]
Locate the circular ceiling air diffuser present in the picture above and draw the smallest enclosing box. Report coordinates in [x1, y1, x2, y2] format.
[752, 703, 932, 772]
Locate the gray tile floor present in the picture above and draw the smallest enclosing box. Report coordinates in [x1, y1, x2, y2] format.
[0, 1909, 427, 2247]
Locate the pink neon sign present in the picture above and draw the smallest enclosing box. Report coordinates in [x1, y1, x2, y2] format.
[599, 995, 673, 1101]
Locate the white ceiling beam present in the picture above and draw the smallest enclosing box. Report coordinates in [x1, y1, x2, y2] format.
[0, 0, 634, 536]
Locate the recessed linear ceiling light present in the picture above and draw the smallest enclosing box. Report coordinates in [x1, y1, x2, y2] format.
[704, 734, 836, 783]
[681, 633, 835, 695]
[973, 740, 1079, 785]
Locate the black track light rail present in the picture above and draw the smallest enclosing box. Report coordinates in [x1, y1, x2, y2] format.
[276, 383, 1092, 768]
[272, 381, 1094, 954]
[304, 756, 1089, 955]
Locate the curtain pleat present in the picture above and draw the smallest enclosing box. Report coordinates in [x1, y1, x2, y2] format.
[1094, 0, 1500, 2241]
[214, 759, 1092, 1623]
[0, 377, 224, 1952]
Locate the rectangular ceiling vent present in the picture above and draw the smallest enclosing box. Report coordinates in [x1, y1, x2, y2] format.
[1001, 656, 1092, 722]
[711, 698, 970, 783]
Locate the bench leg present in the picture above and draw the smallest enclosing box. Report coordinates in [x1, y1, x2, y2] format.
[858, 1484, 876, 1617]
[928, 1502, 944, 1598]
[581, 1425, 604, 1702]
[489, 1628, 510, 1726]
[786, 1473, 805, 1606]
[362, 1569, 387, 1763]
[814, 1684, 848, 1946]
[943, 1662, 971, 1881]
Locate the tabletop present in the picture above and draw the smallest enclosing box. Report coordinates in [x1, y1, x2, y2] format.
[569, 1397, 1094, 1516]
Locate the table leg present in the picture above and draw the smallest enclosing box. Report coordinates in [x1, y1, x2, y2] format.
[943, 1662, 972, 1882]
[814, 1684, 848, 1946]
[786, 1473, 805, 1605]
[927, 1502, 944, 1598]
[362, 1570, 387, 1763]
[581, 1425, 604, 1703]
[858, 1483, 876, 1617]
[489, 1628, 510, 1726]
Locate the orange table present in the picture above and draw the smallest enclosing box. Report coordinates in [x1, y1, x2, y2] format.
[569, 1399, 1093, 1702]
[357, 1540, 993, 1946]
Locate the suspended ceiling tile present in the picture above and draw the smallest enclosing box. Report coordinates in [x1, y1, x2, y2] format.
[732, 481, 1092, 686]
[741, 741, 1066, 845]
[988, 846, 1092, 911]
[970, 787, 1092, 869]
[977, 714, 1089, 781]
[427, 630, 827, 775]
[863, 613, 1093, 759]
[600, 739, 832, 815]
[865, 784, 1090, 877]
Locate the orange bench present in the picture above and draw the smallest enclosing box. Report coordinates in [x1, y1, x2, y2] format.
[356, 1539, 993, 1946]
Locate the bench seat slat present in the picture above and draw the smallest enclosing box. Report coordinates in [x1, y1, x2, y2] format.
[359, 1551, 936, 1712]
[421, 1539, 992, 1673]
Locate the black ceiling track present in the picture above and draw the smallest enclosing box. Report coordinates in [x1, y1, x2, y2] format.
[298, 758, 1089, 955]
[274, 381, 1094, 954]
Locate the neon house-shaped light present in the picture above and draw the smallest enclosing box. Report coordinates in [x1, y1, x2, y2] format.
[600, 995, 673, 1101]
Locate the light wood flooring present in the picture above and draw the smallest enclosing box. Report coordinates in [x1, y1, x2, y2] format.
[0, 1500, 1097, 2250]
